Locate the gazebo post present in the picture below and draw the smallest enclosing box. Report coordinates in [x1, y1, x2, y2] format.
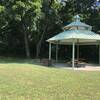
[49, 43, 51, 60]
[72, 41, 75, 69]
[77, 44, 79, 60]
[77, 39, 79, 61]
[56, 44, 58, 62]
[99, 42, 100, 65]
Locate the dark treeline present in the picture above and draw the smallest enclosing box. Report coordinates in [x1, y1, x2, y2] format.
[0, 0, 100, 61]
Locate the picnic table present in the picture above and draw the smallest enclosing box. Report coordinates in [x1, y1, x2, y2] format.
[67, 58, 87, 67]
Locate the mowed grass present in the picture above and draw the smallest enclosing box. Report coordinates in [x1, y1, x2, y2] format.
[0, 63, 100, 100]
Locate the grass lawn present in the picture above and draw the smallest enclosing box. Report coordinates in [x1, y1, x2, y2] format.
[0, 60, 100, 100]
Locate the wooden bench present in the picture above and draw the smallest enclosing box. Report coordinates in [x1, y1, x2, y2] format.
[40, 59, 52, 66]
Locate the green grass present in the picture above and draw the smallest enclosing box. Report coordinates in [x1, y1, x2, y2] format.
[0, 61, 100, 100]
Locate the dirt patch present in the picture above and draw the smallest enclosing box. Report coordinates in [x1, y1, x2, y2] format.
[75, 66, 100, 71]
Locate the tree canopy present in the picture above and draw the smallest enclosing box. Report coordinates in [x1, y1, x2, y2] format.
[0, 0, 100, 61]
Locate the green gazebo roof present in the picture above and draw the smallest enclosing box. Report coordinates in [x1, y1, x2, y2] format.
[63, 15, 92, 30]
[47, 15, 100, 45]
[47, 30, 100, 45]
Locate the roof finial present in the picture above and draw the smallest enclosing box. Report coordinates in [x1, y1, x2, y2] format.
[74, 15, 80, 22]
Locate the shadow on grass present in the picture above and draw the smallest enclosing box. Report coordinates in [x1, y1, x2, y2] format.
[0, 58, 61, 69]
[0, 57, 37, 64]
[0, 57, 54, 67]
[0, 57, 74, 69]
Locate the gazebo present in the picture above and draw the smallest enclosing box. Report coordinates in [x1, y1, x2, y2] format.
[47, 15, 100, 68]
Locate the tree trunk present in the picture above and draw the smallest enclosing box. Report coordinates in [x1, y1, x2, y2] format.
[21, 15, 31, 59]
[24, 31, 30, 59]
[36, 25, 47, 58]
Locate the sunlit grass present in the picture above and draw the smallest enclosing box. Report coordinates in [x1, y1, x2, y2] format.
[0, 62, 100, 100]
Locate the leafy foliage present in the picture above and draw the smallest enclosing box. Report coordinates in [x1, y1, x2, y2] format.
[0, 0, 99, 60]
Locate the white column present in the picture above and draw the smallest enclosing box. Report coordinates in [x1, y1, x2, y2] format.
[99, 43, 100, 65]
[56, 44, 58, 62]
[77, 44, 79, 60]
[72, 42, 75, 69]
[49, 43, 51, 60]
[77, 40, 79, 61]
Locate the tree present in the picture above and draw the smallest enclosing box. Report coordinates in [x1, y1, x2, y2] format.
[36, 0, 63, 58]
[0, 0, 99, 60]
[0, 5, 8, 55]
[1, 0, 43, 58]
